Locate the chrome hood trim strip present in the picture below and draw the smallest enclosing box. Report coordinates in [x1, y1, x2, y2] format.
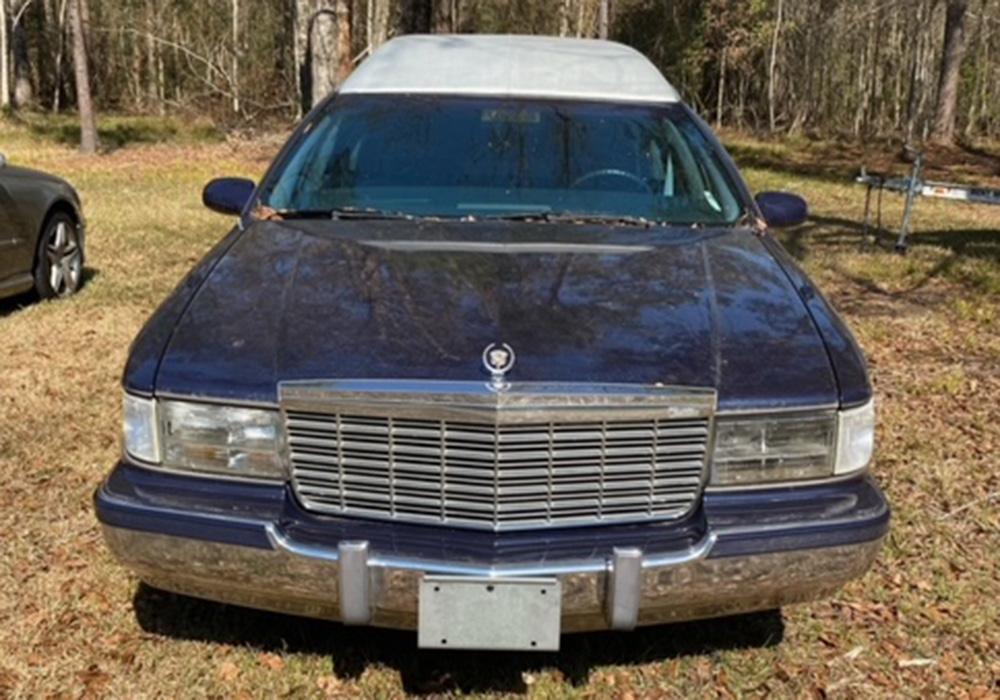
[279, 380, 717, 425]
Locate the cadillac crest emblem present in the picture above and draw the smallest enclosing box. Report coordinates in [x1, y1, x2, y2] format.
[482, 342, 515, 390]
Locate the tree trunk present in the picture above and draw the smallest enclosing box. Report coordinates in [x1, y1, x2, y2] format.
[295, 0, 354, 110]
[336, 0, 351, 83]
[432, 0, 453, 33]
[231, 0, 240, 114]
[294, 0, 308, 115]
[716, 45, 726, 128]
[365, 0, 390, 50]
[371, 0, 389, 48]
[311, 6, 337, 106]
[931, 0, 969, 144]
[559, 0, 571, 37]
[397, 0, 431, 34]
[598, 0, 609, 39]
[145, 1, 159, 112]
[1, 0, 9, 109]
[70, 0, 97, 154]
[306, 0, 350, 107]
[52, 0, 68, 112]
[767, 0, 784, 133]
[12, 0, 31, 107]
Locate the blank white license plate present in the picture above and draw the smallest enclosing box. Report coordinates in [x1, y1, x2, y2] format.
[418, 576, 561, 651]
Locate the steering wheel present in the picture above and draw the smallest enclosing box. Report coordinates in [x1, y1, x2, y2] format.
[571, 168, 652, 193]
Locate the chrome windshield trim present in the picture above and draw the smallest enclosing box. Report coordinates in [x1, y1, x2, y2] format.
[279, 380, 717, 424]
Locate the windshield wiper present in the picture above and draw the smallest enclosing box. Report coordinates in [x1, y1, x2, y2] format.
[271, 209, 334, 219]
[263, 207, 414, 220]
[479, 212, 671, 228]
[330, 207, 413, 220]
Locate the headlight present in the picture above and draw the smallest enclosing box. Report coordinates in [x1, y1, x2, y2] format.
[122, 393, 285, 481]
[161, 401, 285, 480]
[123, 394, 160, 463]
[710, 399, 874, 487]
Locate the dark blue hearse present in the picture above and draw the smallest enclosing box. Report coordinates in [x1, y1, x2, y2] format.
[95, 35, 888, 652]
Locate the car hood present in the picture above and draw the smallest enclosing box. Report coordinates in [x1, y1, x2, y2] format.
[3, 164, 72, 188]
[152, 219, 839, 411]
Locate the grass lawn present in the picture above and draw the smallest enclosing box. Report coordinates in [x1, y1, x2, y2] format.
[1, 117, 998, 699]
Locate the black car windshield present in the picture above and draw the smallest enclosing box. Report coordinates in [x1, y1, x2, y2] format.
[263, 95, 745, 225]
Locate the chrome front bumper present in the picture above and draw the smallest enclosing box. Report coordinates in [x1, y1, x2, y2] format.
[101, 522, 884, 633]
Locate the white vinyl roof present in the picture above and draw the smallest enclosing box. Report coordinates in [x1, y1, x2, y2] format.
[340, 35, 681, 104]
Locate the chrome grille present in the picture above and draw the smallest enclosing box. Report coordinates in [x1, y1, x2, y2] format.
[287, 408, 711, 531]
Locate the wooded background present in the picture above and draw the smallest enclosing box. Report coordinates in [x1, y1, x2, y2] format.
[1, 0, 998, 153]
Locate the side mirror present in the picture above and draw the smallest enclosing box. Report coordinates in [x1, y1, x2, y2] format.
[755, 191, 808, 229]
[203, 177, 255, 216]
[0, 152, 7, 168]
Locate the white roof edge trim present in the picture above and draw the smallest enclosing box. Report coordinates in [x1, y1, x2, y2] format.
[339, 34, 682, 104]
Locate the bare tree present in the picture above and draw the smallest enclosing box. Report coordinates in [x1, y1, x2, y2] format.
[1, 0, 9, 109]
[366, 0, 390, 51]
[11, 0, 29, 106]
[932, 0, 970, 143]
[598, 0, 609, 39]
[69, 0, 97, 154]
[768, 0, 784, 132]
[397, 0, 431, 34]
[301, 0, 351, 108]
[3, 0, 1000, 143]
[311, 6, 337, 106]
[336, 0, 351, 82]
[559, 0, 572, 37]
[432, 0, 448, 32]
[231, 0, 239, 114]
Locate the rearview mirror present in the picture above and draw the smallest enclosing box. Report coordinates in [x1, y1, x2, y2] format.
[203, 177, 255, 216]
[755, 191, 808, 229]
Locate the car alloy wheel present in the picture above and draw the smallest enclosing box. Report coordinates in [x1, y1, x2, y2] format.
[36, 214, 83, 298]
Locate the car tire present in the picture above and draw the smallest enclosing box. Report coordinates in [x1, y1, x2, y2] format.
[33, 211, 84, 299]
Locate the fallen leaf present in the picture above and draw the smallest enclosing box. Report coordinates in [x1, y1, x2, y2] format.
[257, 653, 284, 672]
[844, 646, 865, 660]
[316, 676, 341, 693]
[218, 661, 240, 682]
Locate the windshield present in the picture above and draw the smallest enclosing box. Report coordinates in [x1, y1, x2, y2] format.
[263, 95, 745, 225]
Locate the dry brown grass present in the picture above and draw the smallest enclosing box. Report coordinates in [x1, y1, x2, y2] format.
[1, 120, 998, 699]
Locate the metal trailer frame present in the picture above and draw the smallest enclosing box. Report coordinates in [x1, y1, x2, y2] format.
[856, 145, 1000, 253]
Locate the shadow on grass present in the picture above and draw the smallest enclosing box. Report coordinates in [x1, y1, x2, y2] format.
[907, 229, 1000, 264]
[774, 214, 888, 262]
[26, 117, 221, 151]
[727, 142, 862, 186]
[133, 584, 784, 695]
[776, 213, 1000, 265]
[728, 137, 1000, 187]
[0, 266, 99, 318]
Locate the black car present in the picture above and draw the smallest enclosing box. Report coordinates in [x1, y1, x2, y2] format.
[96, 36, 888, 652]
[0, 151, 85, 300]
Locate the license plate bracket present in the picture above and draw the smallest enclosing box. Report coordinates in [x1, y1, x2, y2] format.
[418, 576, 561, 651]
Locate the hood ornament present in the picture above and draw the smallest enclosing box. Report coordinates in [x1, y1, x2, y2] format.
[482, 342, 515, 391]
